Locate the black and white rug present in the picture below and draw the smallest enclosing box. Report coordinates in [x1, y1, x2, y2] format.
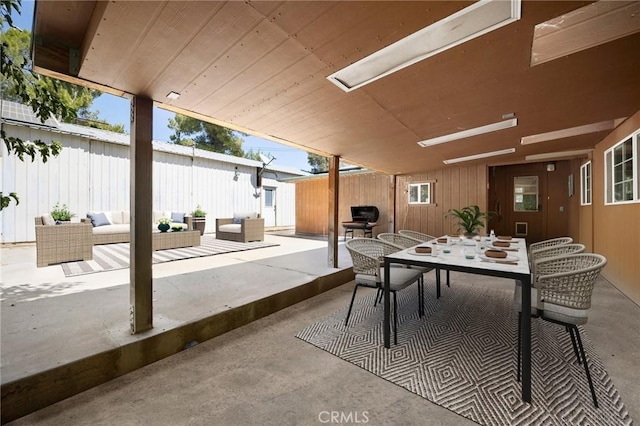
[61, 235, 279, 277]
[296, 278, 633, 426]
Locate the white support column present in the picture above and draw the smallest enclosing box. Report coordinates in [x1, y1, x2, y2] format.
[129, 96, 153, 334]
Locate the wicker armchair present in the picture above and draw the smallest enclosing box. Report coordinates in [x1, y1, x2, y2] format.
[528, 237, 572, 257]
[344, 238, 423, 345]
[514, 243, 586, 315]
[215, 217, 264, 242]
[398, 230, 436, 243]
[516, 253, 607, 408]
[34, 217, 93, 267]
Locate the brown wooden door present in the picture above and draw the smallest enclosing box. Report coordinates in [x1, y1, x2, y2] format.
[489, 162, 570, 245]
[508, 171, 546, 243]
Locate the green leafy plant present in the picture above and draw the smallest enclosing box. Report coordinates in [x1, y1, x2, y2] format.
[192, 204, 206, 218]
[50, 202, 74, 221]
[171, 225, 183, 231]
[446, 205, 493, 236]
[157, 217, 171, 225]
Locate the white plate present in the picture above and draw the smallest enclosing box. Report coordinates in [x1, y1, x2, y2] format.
[479, 254, 520, 262]
[409, 249, 433, 256]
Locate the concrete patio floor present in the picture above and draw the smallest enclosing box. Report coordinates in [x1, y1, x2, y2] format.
[1, 232, 639, 425]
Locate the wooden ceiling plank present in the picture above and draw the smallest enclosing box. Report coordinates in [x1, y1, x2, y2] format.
[79, 1, 166, 87]
[146, 2, 265, 104]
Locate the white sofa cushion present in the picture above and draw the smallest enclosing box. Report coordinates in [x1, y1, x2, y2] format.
[41, 213, 56, 226]
[92, 224, 129, 234]
[109, 211, 124, 224]
[218, 224, 242, 233]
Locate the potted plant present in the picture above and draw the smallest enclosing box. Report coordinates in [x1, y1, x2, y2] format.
[191, 204, 206, 235]
[51, 202, 75, 223]
[446, 205, 493, 237]
[157, 217, 171, 233]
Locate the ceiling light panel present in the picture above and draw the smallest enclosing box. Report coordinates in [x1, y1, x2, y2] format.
[525, 149, 592, 161]
[520, 118, 625, 145]
[327, 0, 521, 92]
[443, 148, 516, 165]
[418, 118, 517, 147]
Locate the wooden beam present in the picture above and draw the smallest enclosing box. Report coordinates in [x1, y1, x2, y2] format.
[328, 156, 340, 267]
[130, 96, 154, 334]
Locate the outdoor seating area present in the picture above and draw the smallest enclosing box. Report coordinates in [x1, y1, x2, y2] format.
[34, 211, 197, 267]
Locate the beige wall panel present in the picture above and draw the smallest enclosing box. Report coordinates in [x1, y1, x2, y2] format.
[294, 172, 392, 237]
[592, 110, 640, 305]
[396, 164, 488, 237]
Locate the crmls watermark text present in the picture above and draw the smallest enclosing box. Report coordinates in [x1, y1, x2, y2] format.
[318, 411, 369, 424]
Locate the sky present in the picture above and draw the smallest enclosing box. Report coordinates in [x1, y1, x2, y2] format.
[11, 1, 312, 171]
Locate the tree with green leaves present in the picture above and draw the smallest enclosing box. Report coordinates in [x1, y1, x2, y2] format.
[168, 113, 261, 159]
[1, 0, 76, 210]
[307, 153, 328, 173]
[72, 110, 125, 133]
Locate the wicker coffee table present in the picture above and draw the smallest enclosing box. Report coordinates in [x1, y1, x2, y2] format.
[152, 230, 201, 251]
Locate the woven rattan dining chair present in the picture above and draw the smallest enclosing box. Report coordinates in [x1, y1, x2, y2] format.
[345, 238, 423, 345]
[515, 253, 607, 408]
[528, 237, 573, 257]
[377, 233, 433, 307]
[398, 230, 437, 243]
[514, 243, 587, 316]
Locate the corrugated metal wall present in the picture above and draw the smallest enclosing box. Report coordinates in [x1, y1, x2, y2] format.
[1, 124, 297, 243]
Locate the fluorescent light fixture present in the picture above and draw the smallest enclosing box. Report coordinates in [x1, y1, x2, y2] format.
[166, 91, 180, 100]
[531, 1, 640, 66]
[418, 118, 517, 147]
[443, 148, 516, 164]
[521, 118, 625, 145]
[327, 0, 521, 92]
[525, 149, 592, 161]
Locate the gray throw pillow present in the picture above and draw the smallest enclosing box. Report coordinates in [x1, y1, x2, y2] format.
[87, 212, 111, 227]
[171, 212, 185, 223]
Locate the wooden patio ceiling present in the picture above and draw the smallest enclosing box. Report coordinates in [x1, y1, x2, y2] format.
[32, 1, 640, 175]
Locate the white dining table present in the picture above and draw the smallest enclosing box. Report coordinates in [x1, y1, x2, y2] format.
[382, 236, 533, 403]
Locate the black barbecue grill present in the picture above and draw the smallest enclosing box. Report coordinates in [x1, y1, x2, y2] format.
[342, 206, 380, 240]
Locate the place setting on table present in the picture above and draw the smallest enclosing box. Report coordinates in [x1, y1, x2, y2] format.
[406, 233, 527, 268]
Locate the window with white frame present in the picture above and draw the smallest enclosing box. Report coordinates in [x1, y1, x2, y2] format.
[605, 130, 639, 205]
[580, 161, 592, 205]
[408, 182, 431, 204]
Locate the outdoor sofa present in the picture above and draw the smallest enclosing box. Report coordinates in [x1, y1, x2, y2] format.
[34, 211, 191, 266]
[216, 212, 264, 242]
[84, 210, 189, 245]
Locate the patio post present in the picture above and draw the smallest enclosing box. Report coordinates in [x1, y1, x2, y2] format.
[129, 96, 154, 334]
[328, 155, 340, 267]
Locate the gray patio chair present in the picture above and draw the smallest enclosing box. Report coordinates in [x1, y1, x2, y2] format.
[344, 238, 423, 345]
[515, 253, 607, 408]
[398, 230, 436, 243]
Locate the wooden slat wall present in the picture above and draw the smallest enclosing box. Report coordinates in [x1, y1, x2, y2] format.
[295, 165, 488, 239]
[396, 165, 489, 237]
[295, 172, 393, 237]
[591, 110, 640, 305]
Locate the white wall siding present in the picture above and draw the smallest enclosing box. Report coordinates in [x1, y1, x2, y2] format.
[1, 123, 299, 242]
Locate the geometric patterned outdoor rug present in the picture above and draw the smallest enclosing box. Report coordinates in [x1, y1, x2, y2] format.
[61, 235, 279, 277]
[296, 277, 633, 426]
